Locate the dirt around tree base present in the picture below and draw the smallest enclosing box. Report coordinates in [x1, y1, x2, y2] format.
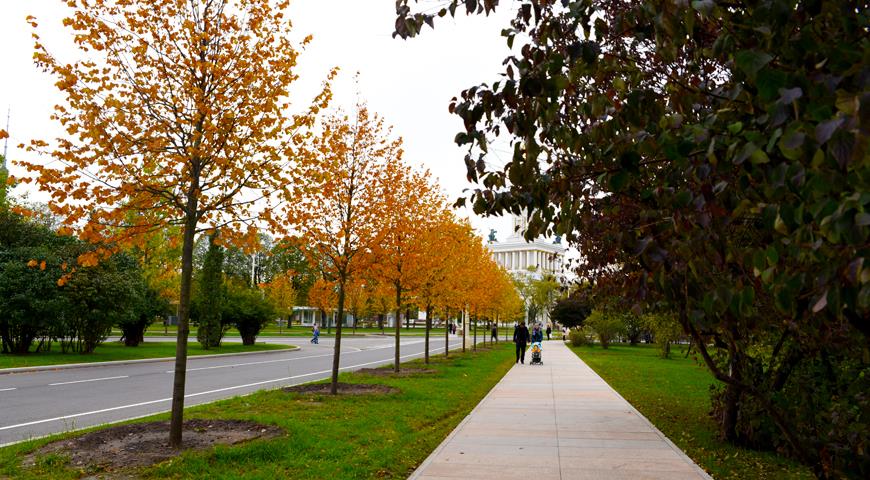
[356, 367, 437, 378]
[27, 419, 282, 470]
[282, 382, 398, 395]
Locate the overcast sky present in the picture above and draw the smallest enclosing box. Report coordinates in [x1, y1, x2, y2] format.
[0, 0, 530, 242]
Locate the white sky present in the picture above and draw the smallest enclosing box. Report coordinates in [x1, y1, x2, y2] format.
[0, 0, 544, 246]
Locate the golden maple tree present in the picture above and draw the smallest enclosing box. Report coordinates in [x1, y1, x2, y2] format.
[372, 160, 440, 372]
[408, 209, 469, 363]
[290, 102, 398, 394]
[308, 277, 337, 327]
[262, 270, 296, 331]
[345, 276, 370, 334]
[19, 0, 331, 446]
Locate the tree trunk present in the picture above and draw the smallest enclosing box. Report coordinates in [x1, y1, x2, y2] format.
[461, 310, 466, 353]
[424, 305, 431, 364]
[473, 314, 477, 351]
[444, 307, 449, 359]
[169, 207, 197, 448]
[405, 307, 410, 330]
[722, 351, 741, 442]
[331, 280, 346, 395]
[394, 281, 401, 373]
[122, 319, 148, 347]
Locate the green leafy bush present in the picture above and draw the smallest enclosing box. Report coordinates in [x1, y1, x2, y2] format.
[568, 328, 590, 347]
[642, 313, 683, 359]
[585, 311, 623, 349]
[223, 280, 276, 345]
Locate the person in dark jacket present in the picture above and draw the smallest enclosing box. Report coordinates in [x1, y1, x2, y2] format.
[531, 324, 544, 343]
[546, 325, 552, 341]
[513, 322, 530, 364]
[491, 324, 498, 342]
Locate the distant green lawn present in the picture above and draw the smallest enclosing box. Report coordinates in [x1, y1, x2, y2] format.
[1, 344, 514, 479]
[570, 343, 813, 479]
[133, 323, 516, 338]
[0, 342, 293, 370]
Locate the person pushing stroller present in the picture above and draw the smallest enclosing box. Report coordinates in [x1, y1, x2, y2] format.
[529, 324, 544, 365]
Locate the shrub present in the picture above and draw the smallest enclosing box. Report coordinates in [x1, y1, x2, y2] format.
[569, 328, 590, 347]
[223, 280, 276, 345]
[642, 313, 683, 359]
[585, 310, 623, 349]
[63, 253, 142, 353]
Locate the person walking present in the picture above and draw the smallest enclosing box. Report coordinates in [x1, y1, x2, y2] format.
[311, 323, 320, 344]
[513, 321, 530, 364]
[491, 323, 498, 342]
[532, 324, 544, 344]
[546, 324, 552, 341]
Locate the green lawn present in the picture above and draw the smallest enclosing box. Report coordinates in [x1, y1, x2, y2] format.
[0, 343, 515, 479]
[569, 343, 813, 479]
[133, 323, 517, 338]
[0, 341, 294, 369]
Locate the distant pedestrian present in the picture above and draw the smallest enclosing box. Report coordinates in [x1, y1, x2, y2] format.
[513, 322, 530, 364]
[311, 324, 320, 344]
[546, 325, 552, 341]
[491, 324, 498, 342]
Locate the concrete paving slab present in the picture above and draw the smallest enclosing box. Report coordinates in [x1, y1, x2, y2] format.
[408, 341, 711, 480]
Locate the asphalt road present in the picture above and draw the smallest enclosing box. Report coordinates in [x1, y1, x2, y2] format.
[0, 334, 469, 446]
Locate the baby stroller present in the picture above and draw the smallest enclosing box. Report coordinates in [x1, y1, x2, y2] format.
[530, 342, 543, 365]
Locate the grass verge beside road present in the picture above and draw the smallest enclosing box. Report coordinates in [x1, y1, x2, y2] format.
[135, 324, 519, 338]
[0, 343, 514, 479]
[569, 343, 812, 479]
[0, 342, 293, 370]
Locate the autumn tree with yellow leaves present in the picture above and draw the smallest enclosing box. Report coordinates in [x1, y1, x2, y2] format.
[308, 277, 337, 328]
[290, 103, 397, 394]
[20, 0, 331, 447]
[262, 271, 296, 332]
[409, 210, 473, 363]
[373, 161, 439, 372]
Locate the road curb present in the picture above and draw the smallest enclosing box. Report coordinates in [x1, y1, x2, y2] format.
[0, 345, 300, 376]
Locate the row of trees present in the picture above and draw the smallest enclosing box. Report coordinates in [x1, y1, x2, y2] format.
[396, 0, 869, 477]
[285, 102, 523, 392]
[11, 0, 523, 448]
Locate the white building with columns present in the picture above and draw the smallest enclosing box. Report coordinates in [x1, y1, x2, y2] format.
[486, 215, 567, 327]
[487, 215, 567, 279]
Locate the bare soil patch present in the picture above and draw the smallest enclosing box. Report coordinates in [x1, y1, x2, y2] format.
[356, 367, 437, 378]
[27, 419, 282, 470]
[282, 382, 398, 395]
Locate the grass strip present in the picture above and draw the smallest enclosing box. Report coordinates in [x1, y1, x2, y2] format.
[1, 343, 513, 479]
[137, 325, 518, 338]
[569, 343, 813, 479]
[0, 342, 293, 370]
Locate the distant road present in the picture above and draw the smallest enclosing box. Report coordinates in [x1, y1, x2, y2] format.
[0, 335, 468, 446]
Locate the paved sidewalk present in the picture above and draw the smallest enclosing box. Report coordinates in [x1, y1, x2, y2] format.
[409, 341, 711, 480]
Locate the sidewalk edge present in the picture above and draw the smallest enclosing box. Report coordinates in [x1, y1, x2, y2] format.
[407, 357, 516, 479]
[570, 349, 714, 480]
